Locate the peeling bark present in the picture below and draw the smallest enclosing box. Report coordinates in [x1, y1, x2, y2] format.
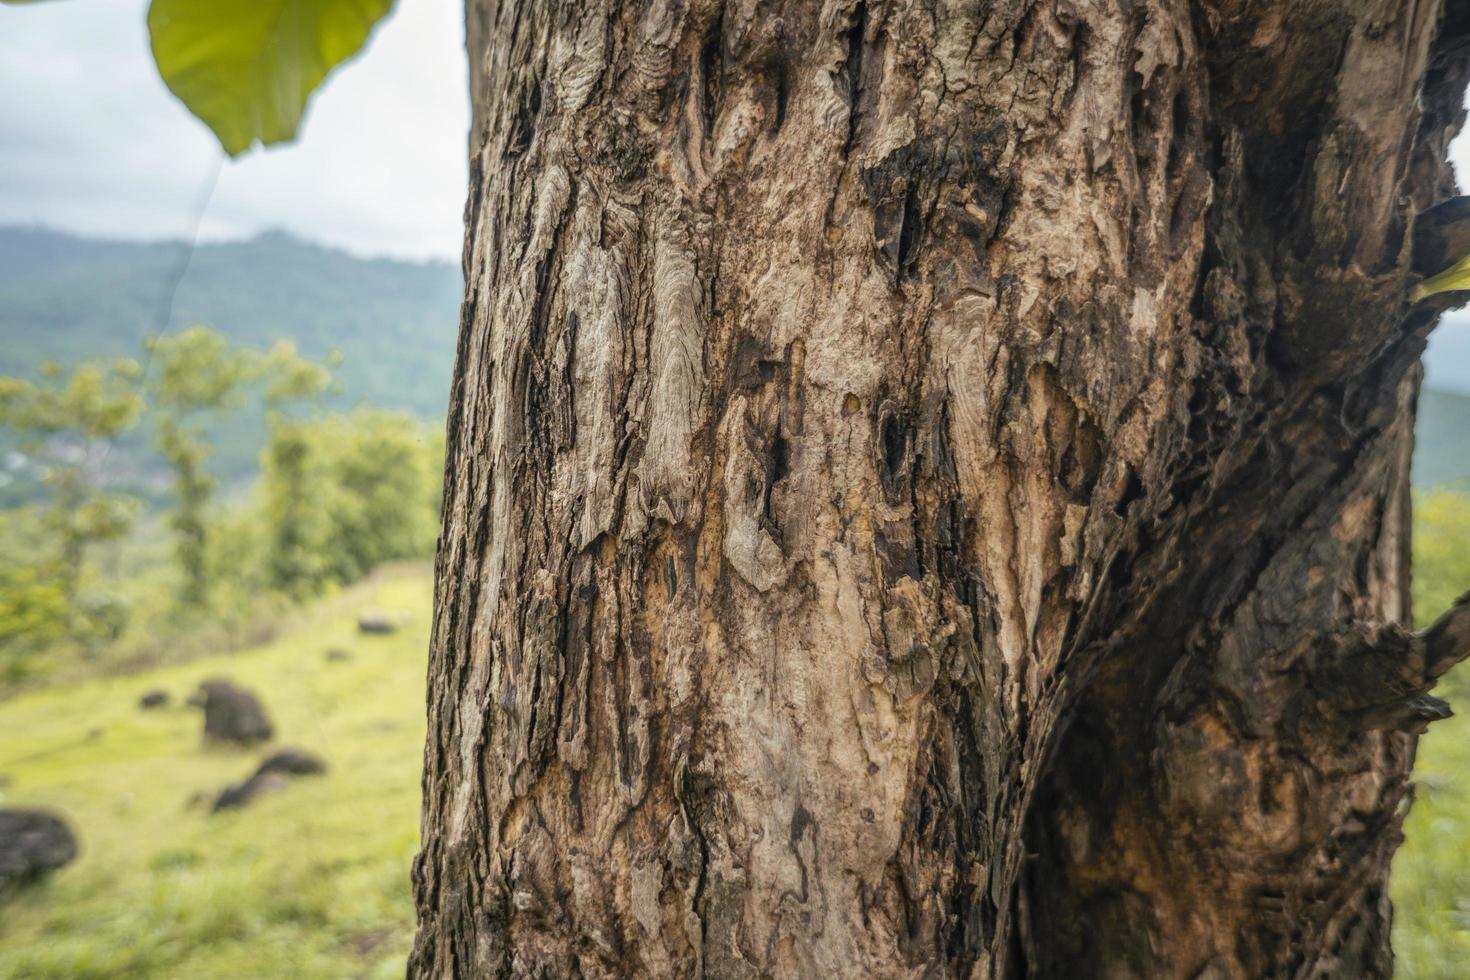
[414, 0, 1470, 976]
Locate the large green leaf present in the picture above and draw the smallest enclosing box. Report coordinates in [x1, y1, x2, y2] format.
[147, 0, 395, 157]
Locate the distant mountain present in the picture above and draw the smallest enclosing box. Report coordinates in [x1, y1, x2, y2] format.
[1424, 313, 1470, 394]
[0, 226, 461, 419]
[0, 226, 461, 499]
[1416, 387, 1470, 490]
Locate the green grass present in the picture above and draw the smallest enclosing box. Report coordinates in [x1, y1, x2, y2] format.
[0, 566, 430, 979]
[1395, 675, 1470, 979]
[1393, 491, 1470, 978]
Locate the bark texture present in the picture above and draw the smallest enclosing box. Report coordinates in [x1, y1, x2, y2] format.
[413, 0, 1470, 976]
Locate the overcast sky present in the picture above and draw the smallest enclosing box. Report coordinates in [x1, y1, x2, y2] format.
[0, 0, 469, 262]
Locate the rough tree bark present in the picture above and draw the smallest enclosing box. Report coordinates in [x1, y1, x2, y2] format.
[412, 0, 1470, 976]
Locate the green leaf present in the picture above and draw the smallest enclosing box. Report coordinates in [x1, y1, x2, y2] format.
[147, 0, 395, 157]
[1414, 253, 1470, 302]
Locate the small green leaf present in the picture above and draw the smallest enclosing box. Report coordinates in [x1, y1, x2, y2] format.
[147, 0, 395, 157]
[1414, 253, 1470, 302]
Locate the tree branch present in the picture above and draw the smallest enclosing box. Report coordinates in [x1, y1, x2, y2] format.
[1311, 592, 1470, 734]
[1420, 591, 1470, 680]
[1412, 196, 1470, 279]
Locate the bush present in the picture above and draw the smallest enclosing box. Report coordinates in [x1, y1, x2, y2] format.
[261, 408, 441, 598]
[0, 565, 67, 678]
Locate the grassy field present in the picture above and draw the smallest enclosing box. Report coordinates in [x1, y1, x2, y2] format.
[1396, 675, 1470, 979]
[1, 506, 1470, 976]
[1392, 491, 1470, 978]
[0, 566, 430, 979]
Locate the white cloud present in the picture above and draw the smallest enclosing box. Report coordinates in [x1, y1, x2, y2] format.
[0, 0, 468, 261]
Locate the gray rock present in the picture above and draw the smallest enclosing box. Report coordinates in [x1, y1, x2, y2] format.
[0, 809, 78, 889]
[325, 648, 353, 662]
[211, 748, 327, 813]
[356, 613, 398, 635]
[138, 689, 169, 710]
[212, 773, 290, 812]
[255, 748, 328, 777]
[196, 679, 273, 746]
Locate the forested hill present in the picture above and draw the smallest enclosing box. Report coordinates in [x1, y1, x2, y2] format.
[1416, 387, 1470, 490]
[0, 226, 461, 421]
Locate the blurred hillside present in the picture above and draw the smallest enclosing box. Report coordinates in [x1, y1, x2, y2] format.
[0, 227, 460, 498]
[1416, 387, 1470, 489]
[0, 569, 429, 979]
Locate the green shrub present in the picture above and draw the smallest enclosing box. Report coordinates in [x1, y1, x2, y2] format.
[261, 408, 441, 598]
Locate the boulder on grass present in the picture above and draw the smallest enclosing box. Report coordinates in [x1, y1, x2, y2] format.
[138, 689, 169, 710]
[211, 748, 327, 813]
[196, 679, 273, 746]
[0, 808, 78, 889]
[212, 773, 289, 812]
[256, 748, 328, 778]
[356, 613, 398, 635]
[324, 648, 353, 663]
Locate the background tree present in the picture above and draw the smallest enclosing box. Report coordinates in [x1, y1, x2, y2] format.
[258, 341, 334, 598]
[404, 1, 1470, 978]
[0, 509, 68, 679]
[314, 407, 444, 584]
[145, 325, 257, 607]
[0, 359, 142, 639]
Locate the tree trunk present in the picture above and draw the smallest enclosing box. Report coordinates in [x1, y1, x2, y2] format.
[412, 0, 1470, 976]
